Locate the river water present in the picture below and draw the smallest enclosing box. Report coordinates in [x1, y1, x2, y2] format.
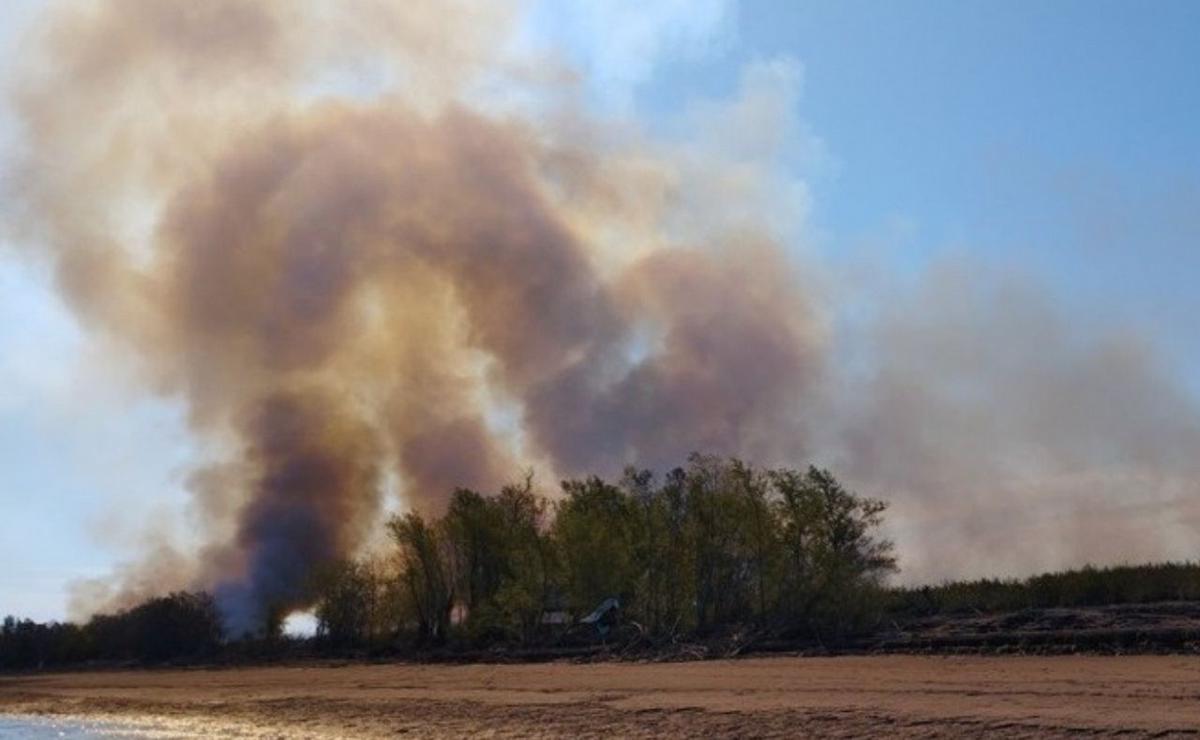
[0, 715, 175, 738]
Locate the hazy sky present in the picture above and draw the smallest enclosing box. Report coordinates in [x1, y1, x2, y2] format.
[3, 0, 1199, 621]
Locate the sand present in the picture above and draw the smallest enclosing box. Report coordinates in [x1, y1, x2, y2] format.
[4, 655, 1200, 738]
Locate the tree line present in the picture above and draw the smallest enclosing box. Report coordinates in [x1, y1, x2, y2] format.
[317, 454, 897, 649]
[9, 455, 1200, 670]
[889, 562, 1200, 617]
[2, 455, 896, 668]
[1, 591, 221, 669]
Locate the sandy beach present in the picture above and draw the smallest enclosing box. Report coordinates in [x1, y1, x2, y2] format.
[4, 655, 1200, 738]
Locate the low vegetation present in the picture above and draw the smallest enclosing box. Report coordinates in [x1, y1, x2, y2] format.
[889, 562, 1200, 617]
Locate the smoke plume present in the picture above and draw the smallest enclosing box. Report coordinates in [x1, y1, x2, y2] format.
[833, 263, 1200, 581]
[9, 0, 822, 631]
[7, 1, 1199, 630]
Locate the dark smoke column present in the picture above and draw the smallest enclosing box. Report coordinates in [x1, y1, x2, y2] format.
[214, 389, 381, 636]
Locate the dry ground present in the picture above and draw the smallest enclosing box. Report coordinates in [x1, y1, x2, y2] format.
[4, 655, 1200, 738]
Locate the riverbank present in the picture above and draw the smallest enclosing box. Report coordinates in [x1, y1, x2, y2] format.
[5, 655, 1200, 738]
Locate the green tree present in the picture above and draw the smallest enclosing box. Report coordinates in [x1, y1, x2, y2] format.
[491, 476, 553, 643]
[312, 559, 387, 648]
[772, 466, 895, 635]
[388, 512, 455, 643]
[686, 454, 756, 630]
[553, 476, 640, 618]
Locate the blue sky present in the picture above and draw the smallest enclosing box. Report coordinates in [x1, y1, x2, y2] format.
[3, 1, 1200, 620]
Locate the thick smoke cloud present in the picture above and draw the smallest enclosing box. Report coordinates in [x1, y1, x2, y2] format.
[832, 263, 1200, 581]
[9, 1, 823, 631]
[8, 1, 1200, 629]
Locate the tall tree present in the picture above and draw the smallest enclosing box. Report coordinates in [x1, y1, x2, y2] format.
[388, 512, 455, 643]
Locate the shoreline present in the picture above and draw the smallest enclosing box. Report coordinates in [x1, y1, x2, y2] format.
[6, 654, 1200, 738]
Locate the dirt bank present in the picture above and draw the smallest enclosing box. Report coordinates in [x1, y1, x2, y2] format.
[4, 655, 1200, 737]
